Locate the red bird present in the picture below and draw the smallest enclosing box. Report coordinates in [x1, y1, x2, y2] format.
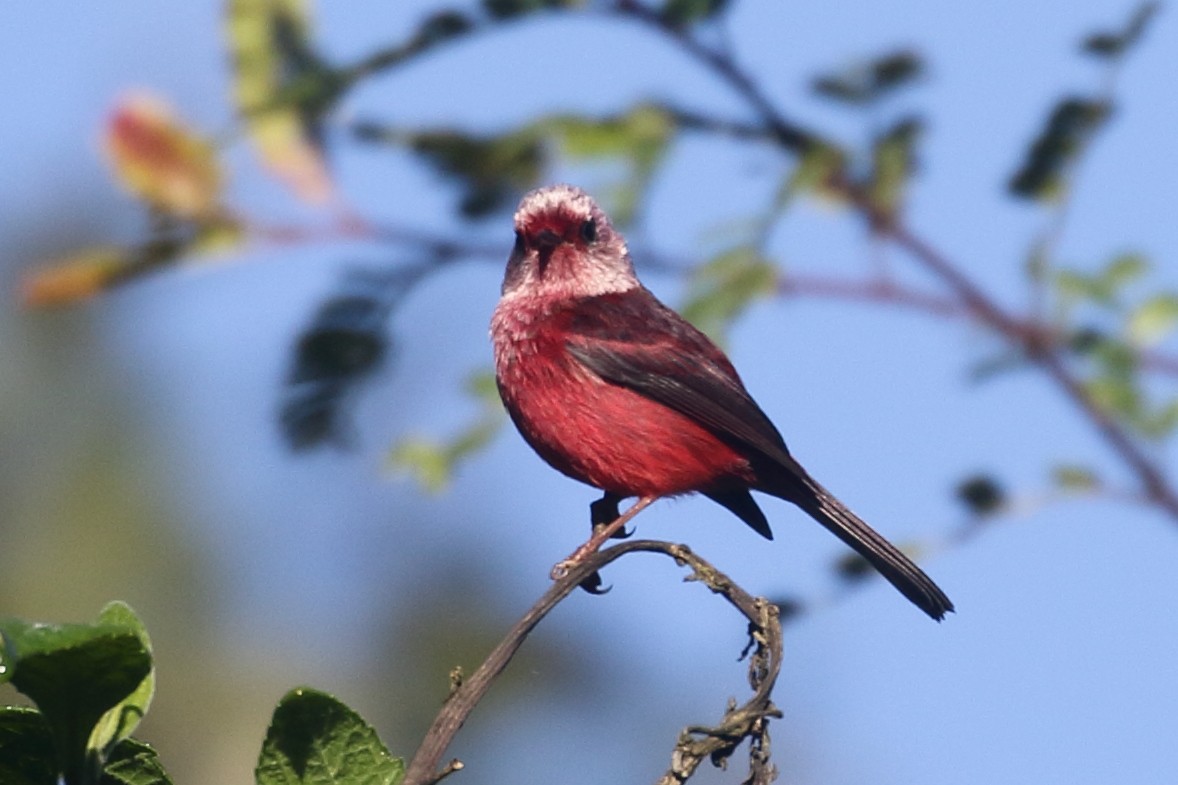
[491, 184, 953, 621]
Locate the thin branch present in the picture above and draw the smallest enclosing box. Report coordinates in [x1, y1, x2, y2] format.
[882, 220, 1178, 519]
[611, 2, 1178, 523]
[610, 1, 815, 153]
[402, 540, 784, 785]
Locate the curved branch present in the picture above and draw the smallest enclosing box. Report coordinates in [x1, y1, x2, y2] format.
[609, 1, 1178, 525]
[402, 540, 784, 785]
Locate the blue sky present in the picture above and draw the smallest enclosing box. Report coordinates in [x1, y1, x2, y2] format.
[3, 2, 1177, 784]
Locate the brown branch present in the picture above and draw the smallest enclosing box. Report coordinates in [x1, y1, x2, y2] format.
[402, 540, 784, 785]
[611, 1, 1178, 524]
[881, 220, 1178, 519]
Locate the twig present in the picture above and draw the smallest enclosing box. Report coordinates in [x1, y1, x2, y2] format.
[402, 540, 784, 785]
[612, 1, 1178, 524]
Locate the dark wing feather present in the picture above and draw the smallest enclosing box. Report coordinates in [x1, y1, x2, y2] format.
[564, 292, 955, 621]
[565, 292, 798, 471]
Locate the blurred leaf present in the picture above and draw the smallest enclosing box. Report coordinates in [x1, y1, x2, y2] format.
[1084, 374, 1140, 421]
[1138, 399, 1178, 439]
[956, 474, 1005, 516]
[1127, 293, 1178, 347]
[867, 115, 922, 218]
[388, 439, 453, 493]
[389, 369, 505, 492]
[1053, 253, 1148, 310]
[20, 247, 131, 307]
[968, 348, 1031, 383]
[660, 0, 731, 27]
[256, 688, 403, 785]
[779, 140, 847, 204]
[482, 0, 583, 20]
[104, 93, 222, 220]
[389, 418, 503, 493]
[769, 597, 803, 624]
[409, 129, 545, 217]
[833, 552, 873, 583]
[227, 0, 335, 203]
[0, 708, 57, 785]
[0, 609, 152, 785]
[1082, 2, 1158, 58]
[1091, 335, 1137, 378]
[87, 604, 154, 762]
[416, 10, 474, 43]
[280, 272, 395, 451]
[1067, 326, 1105, 355]
[21, 222, 242, 308]
[1103, 253, 1149, 287]
[100, 739, 172, 785]
[545, 104, 673, 224]
[464, 370, 502, 406]
[812, 49, 923, 105]
[680, 247, 778, 342]
[1052, 465, 1100, 491]
[1008, 97, 1111, 202]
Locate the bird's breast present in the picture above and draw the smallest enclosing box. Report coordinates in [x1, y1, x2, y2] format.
[491, 301, 751, 496]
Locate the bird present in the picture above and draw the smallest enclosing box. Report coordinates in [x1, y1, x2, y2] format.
[490, 183, 953, 621]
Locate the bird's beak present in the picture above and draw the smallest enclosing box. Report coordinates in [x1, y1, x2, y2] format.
[535, 228, 562, 248]
[534, 228, 562, 276]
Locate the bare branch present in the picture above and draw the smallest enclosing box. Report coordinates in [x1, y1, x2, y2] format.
[402, 540, 784, 785]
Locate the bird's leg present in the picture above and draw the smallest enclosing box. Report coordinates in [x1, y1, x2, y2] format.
[590, 492, 632, 539]
[552, 495, 658, 580]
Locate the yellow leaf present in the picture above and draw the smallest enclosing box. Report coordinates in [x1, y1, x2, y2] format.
[20, 248, 128, 307]
[104, 92, 222, 219]
[226, 0, 333, 203]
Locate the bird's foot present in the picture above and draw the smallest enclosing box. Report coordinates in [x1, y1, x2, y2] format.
[551, 495, 658, 584]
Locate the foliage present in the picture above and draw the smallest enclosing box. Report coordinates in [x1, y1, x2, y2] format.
[8, 1, 1174, 783]
[0, 605, 403, 785]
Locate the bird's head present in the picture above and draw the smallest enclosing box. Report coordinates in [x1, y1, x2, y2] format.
[501, 184, 639, 301]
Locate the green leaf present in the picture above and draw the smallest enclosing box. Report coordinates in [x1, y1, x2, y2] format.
[779, 140, 847, 204]
[0, 708, 57, 785]
[660, 0, 731, 27]
[868, 115, 922, 217]
[1127, 293, 1178, 346]
[680, 247, 778, 343]
[1053, 254, 1147, 310]
[1082, 2, 1158, 58]
[544, 104, 673, 225]
[256, 688, 403, 785]
[409, 129, 545, 217]
[227, 0, 336, 203]
[464, 370, 501, 405]
[1102, 253, 1149, 288]
[956, 475, 1006, 516]
[482, 0, 582, 20]
[1084, 374, 1140, 420]
[0, 608, 152, 785]
[812, 50, 923, 106]
[388, 439, 452, 492]
[1008, 97, 1111, 202]
[88, 604, 154, 761]
[1052, 465, 1100, 491]
[1138, 399, 1178, 439]
[100, 740, 172, 785]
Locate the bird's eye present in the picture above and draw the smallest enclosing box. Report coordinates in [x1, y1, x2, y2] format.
[579, 218, 597, 244]
[512, 230, 525, 254]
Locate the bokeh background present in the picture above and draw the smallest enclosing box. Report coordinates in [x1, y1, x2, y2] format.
[3, 1, 1177, 783]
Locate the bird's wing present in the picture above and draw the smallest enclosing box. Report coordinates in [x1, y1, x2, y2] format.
[563, 292, 796, 470]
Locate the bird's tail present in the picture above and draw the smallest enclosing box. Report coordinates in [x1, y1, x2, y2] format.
[768, 469, 954, 621]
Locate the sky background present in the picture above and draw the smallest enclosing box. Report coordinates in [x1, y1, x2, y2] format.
[2, 1, 1177, 784]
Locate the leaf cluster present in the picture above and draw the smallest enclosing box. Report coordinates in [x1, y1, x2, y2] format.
[1, 604, 404, 785]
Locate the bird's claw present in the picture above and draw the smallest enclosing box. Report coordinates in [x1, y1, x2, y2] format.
[578, 571, 611, 595]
